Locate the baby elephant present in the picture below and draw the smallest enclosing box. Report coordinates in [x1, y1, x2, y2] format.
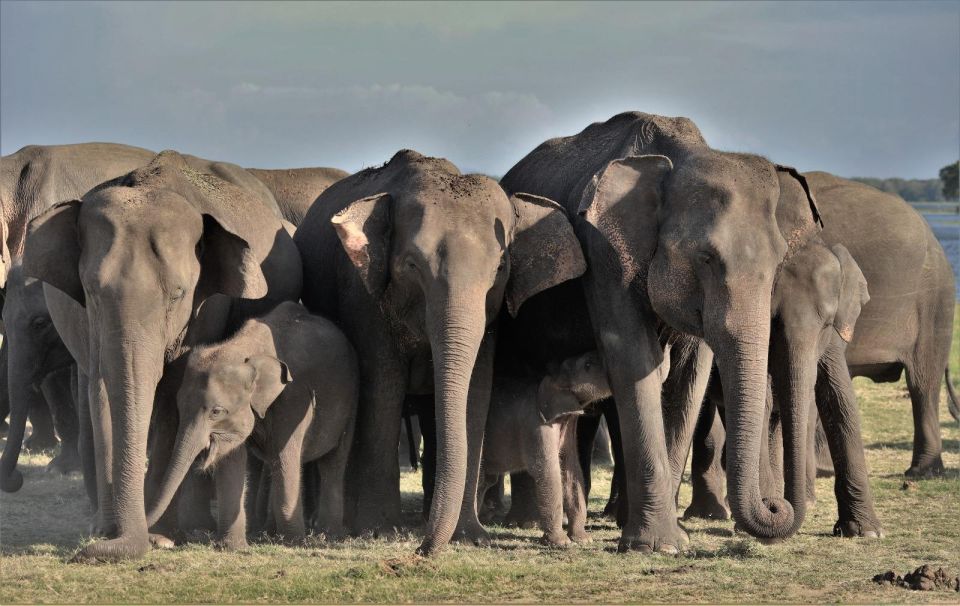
[147, 301, 357, 548]
[480, 351, 611, 547]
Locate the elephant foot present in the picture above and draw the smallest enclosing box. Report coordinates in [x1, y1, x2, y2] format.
[1, 468, 24, 493]
[617, 519, 689, 554]
[602, 496, 620, 519]
[217, 535, 249, 551]
[683, 494, 730, 521]
[88, 516, 117, 538]
[568, 528, 592, 543]
[833, 519, 884, 539]
[540, 531, 571, 548]
[453, 520, 491, 547]
[149, 533, 176, 549]
[24, 433, 59, 452]
[351, 509, 402, 539]
[904, 456, 945, 478]
[47, 448, 83, 475]
[71, 534, 150, 563]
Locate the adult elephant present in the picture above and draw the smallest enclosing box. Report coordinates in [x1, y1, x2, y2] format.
[246, 167, 350, 225]
[294, 149, 585, 555]
[21, 151, 301, 561]
[499, 112, 823, 551]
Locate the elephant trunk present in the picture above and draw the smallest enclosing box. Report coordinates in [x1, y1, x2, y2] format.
[417, 296, 486, 556]
[146, 420, 207, 528]
[0, 348, 45, 492]
[711, 296, 795, 540]
[775, 341, 817, 538]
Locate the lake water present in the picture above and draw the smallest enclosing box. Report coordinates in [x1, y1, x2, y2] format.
[921, 209, 960, 299]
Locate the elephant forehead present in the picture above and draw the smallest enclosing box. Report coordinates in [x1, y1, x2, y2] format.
[86, 187, 203, 235]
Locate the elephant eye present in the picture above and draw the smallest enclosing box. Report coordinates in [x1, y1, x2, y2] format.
[210, 406, 227, 418]
[497, 258, 506, 273]
[30, 316, 49, 330]
[696, 251, 715, 266]
[171, 287, 185, 301]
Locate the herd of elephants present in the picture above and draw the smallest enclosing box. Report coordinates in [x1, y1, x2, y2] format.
[0, 111, 957, 563]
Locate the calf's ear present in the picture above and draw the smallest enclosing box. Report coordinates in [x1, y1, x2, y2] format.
[537, 377, 586, 424]
[244, 355, 293, 418]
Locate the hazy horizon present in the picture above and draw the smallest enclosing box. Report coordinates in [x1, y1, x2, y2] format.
[2, 1, 958, 179]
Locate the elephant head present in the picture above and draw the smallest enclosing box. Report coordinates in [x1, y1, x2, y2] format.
[20, 151, 294, 559]
[146, 349, 290, 526]
[328, 150, 586, 554]
[579, 150, 821, 541]
[538, 351, 612, 424]
[0, 262, 75, 492]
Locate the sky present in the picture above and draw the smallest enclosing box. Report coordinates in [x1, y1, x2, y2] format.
[1, 1, 958, 179]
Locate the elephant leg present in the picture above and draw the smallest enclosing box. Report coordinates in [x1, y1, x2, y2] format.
[253, 460, 272, 535]
[87, 371, 115, 537]
[504, 472, 539, 528]
[25, 388, 58, 452]
[815, 418, 835, 477]
[346, 347, 407, 536]
[301, 460, 320, 528]
[453, 333, 495, 546]
[75, 367, 98, 509]
[662, 338, 714, 505]
[478, 473, 504, 524]
[42, 366, 81, 474]
[816, 345, 883, 538]
[684, 398, 730, 520]
[560, 417, 589, 543]
[903, 359, 945, 477]
[270, 449, 306, 543]
[604, 331, 687, 553]
[602, 400, 627, 526]
[177, 471, 216, 535]
[313, 438, 351, 539]
[245, 454, 263, 527]
[575, 409, 602, 500]
[531, 429, 569, 548]
[215, 446, 248, 550]
[413, 394, 437, 516]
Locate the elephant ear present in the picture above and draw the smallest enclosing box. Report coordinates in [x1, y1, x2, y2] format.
[831, 244, 869, 343]
[537, 377, 585, 424]
[505, 193, 586, 317]
[21, 200, 85, 306]
[197, 213, 269, 302]
[577, 155, 672, 288]
[331, 193, 392, 297]
[775, 164, 823, 258]
[245, 354, 293, 418]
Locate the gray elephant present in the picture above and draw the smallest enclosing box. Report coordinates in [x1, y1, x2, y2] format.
[499, 112, 824, 551]
[146, 301, 357, 548]
[246, 167, 350, 226]
[0, 263, 82, 494]
[21, 151, 302, 561]
[480, 351, 610, 547]
[294, 149, 585, 555]
[684, 239, 882, 537]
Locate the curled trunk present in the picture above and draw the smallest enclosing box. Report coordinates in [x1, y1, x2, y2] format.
[713, 299, 795, 540]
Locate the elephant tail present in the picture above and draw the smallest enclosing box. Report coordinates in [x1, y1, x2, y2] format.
[945, 367, 960, 423]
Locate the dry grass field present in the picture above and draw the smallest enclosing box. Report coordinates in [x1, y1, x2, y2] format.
[1, 319, 958, 603]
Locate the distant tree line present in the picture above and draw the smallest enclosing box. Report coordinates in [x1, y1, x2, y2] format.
[850, 162, 959, 202]
[849, 177, 946, 202]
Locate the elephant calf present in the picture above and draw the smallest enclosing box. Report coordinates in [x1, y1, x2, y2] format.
[480, 352, 611, 547]
[146, 301, 358, 548]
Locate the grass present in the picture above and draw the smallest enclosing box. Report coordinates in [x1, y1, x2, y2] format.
[1, 318, 958, 603]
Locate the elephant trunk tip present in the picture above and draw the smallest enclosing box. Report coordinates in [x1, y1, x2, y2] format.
[732, 493, 795, 540]
[0, 468, 24, 493]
